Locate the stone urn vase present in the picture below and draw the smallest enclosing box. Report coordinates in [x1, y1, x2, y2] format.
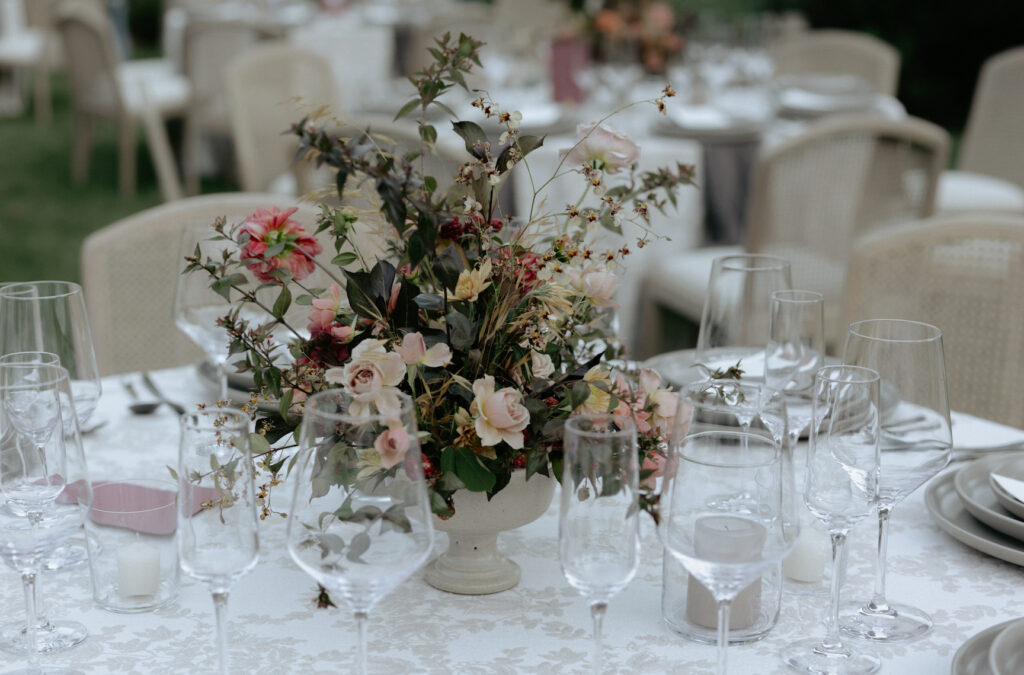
[424, 470, 556, 595]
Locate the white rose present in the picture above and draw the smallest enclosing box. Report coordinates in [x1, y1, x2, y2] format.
[558, 123, 640, 174]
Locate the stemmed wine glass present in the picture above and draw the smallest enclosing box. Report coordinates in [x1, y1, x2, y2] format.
[840, 319, 952, 642]
[177, 408, 259, 675]
[0, 352, 89, 655]
[695, 254, 792, 379]
[661, 429, 796, 675]
[763, 290, 827, 593]
[287, 390, 434, 675]
[782, 365, 881, 674]
[0, 362, 93, 675]
[559, 414, 640, 673]
[682, 378, 787, 445]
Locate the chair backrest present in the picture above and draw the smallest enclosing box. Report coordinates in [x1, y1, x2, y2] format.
[55, 0, 122, 116]
[771, 29, 901, 96]
[958, 46, 1024, 188]
[746, 114, 949, 346]
[842, 214, 1024, 427]
[184, 18, 280, 133]
[225, 43, 338, 193]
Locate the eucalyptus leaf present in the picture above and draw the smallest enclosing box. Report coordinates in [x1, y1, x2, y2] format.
[347, 532, 371, 562]
[272, 285, 291, 319]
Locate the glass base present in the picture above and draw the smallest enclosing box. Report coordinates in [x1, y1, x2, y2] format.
[40, 542, 89, 573]
[840, 601, 932, 642]
[783, 577, 830, 597]
[0, 620, 88, 655]
[5, 668, 84, 674]
[782, 637, 881, 674]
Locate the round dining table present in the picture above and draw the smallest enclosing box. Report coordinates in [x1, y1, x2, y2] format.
[2, 365, 1023, 674]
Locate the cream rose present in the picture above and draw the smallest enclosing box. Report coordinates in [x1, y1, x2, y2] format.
[582, 269, 619, 308]
[324, 339, 405, 416]
[531, 351, 555, 380]
[454, 259, 492, 302]
[470, 375, 530, 449]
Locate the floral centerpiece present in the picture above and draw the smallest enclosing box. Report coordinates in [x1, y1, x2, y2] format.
[184, 33, 694, 594]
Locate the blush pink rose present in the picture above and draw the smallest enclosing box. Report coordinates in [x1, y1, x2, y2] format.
[374, 426, 411, 469]
[470, 375, 531, 449]
[394, 332, 452, 368]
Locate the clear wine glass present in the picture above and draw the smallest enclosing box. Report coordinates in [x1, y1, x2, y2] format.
[177, 408, 259, 675]
[174, 225, 235, 402]
[0, 352, 88, 656]
[763, 290, 827, 594]
[695, 254, 792, 379]
[287, 390, 434, 675]
[782, 365, 882, 674]
[682, 378, 786, 444]
[661, 429, 796, 675]
[839, 319, 952, 642]
[560, 414, 640, 674]
[0, 282, 102, 428]
[0, 362, 93, 675]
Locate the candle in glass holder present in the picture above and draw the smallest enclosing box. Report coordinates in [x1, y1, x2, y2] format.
[117, 540, 161, 597]
[686, 514, 766, 630]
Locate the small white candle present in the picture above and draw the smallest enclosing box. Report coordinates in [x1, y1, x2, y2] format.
[117, 540, 161, 597]
[783, 528, 828, 583]
[687, 515, 766, 630]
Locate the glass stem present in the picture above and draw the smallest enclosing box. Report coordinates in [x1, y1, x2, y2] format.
[217, 362, 228, 403]
[822, 530, 849, 652]
[354, 610, 369, 675]
[590, 601, 607, 674]
[869, 505, 892, 613]
[211, 591, 229, 675]
[22, 571, 40, 671]
[716, 598, 732, 675]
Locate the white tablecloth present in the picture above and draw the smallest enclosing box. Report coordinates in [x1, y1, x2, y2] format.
[4, 366, 1024, 673]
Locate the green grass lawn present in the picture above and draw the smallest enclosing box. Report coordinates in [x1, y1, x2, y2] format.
[0, 75, 234, 283]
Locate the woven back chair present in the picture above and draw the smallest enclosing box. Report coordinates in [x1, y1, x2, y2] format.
[771, 29, 900, 96]
[842, 214, 1024, 428]
[958, 46, 1024, 189]
[225, 43, 338, 195]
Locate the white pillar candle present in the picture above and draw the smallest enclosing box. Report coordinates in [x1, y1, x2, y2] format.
[783, 528, 828, 583]
[686, 515, 766, 630]
[117, 541, 161, 597]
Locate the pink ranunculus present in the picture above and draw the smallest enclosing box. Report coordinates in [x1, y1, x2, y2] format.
[308, 282, 343, 334]
[558, 123, 640, 174]
[470, 375, 530, 449]
[395, 332, 453, 368]
[240, 206, 323, 282]
[374, 426, 411, 469]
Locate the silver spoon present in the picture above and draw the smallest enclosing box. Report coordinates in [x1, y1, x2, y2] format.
[122, 379, 160, 415]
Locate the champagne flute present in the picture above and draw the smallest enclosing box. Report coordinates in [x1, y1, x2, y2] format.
[763, 290, 828, 593]
[661, 429, 795, 675]
[0, 282, 102, 428]
[840, 319, 952, 642]
[694, 254, 792, 378]
[782, 365, 881, 674]
[560, 414, 640, 674]
[177, 408, 259, 675]
[287, 390, 434, 675]
[0, 352, 88, 656]
[0, 362, 93, 675]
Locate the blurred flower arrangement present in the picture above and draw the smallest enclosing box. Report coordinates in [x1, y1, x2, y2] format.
[184, 33, 694, 522]
[592, 0, 686, 74]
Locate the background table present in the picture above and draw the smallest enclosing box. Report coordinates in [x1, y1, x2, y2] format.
[3, 366, 1024, 673]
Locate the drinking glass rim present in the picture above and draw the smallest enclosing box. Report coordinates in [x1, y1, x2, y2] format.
[771, 289, 824, 304]
[565, 412, 637, 439]
[815, 364, 880, 386]
[714, 254, 790, 273]
[678, 430, 779, 468]
[180, 406, 250, 431]
[847, 318, 942, 343]
[90, 478, 177, 515]
[0, 361, 71, 390]
[0, 351, 60, 365]
[304, 389, 415, 424]
[0, 280, 83, 300]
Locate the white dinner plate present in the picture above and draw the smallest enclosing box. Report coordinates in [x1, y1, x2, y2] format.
[954, 456, 1024, 542]
[925, 470, 1024, 567]
[989, 618, 1024, 675]
[989, 459, 1024, 521]
[952, 618, 1017, 675]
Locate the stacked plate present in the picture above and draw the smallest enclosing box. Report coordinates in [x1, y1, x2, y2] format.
[928, 455, 1024, 673]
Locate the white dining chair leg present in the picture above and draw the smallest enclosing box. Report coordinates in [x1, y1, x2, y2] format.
[118, 115, 137, 196]
[183, 110, 200, 196]
[140, 101, 183, 202]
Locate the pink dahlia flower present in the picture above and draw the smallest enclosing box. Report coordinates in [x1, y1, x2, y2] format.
[241, 207, 322, 282]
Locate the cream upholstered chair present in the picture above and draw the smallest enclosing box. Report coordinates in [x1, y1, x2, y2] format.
[0, 0, 53, 123]
[842, 213, 1024, 428]
[639, 114, 948, 354]
[55, 1, 194, 199]
[936, 46, 1024, 215]
[771, 29, 901, 96]
[225, 43, 338, 195]
[182, 18, 282, 194]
